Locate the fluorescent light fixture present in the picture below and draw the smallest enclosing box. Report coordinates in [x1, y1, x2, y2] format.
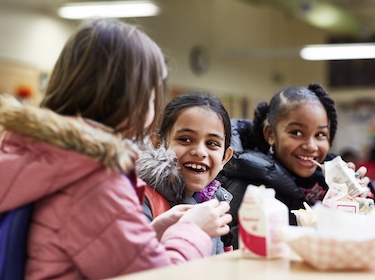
[306, 6, 341, 28]
[58, 1, 161, 20]
[300, 43, 375, 60]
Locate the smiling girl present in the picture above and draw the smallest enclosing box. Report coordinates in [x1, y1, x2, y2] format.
[139, 91, 234, 254]
[223, 83, 370, 249]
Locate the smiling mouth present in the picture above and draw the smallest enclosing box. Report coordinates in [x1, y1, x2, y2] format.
[184, 163, 209, 172]
[297, 155, 316, 161]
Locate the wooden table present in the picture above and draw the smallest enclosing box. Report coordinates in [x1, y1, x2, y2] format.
[108, 249, 375, 280]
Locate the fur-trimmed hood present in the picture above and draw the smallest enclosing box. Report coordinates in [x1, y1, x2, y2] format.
[0, 94, 138, 174]
[136, 142, 185, 202]
[136, 141, 233, 205]
[0, 94, 141, 211]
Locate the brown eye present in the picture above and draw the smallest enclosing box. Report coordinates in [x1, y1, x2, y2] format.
[207, 141, 220, 148]
[178, 137, 191, 143]
[290, 130, 302, 136]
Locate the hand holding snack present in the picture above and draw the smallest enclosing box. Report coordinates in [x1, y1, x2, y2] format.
[322, 156, 370, 197]
[344, 160, 371, 195]
[312, 156, 374, 215]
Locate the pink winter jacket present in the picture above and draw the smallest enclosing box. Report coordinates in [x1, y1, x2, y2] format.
[0, 95, 212, 280]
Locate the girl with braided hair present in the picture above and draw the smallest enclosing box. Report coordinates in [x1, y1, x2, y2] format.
[223, 83, 370, 249]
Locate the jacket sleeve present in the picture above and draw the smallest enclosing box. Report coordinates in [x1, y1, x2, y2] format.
[62, 174, 212, 280]
[213, 237, 224, 254]
[143, 197, 154, 222]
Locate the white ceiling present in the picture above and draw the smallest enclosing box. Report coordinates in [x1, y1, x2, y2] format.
[2, 0, 375, 38]
[2, 0, 375, 16]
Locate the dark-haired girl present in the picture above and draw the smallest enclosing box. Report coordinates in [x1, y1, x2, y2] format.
[223, 83, 370, 249]
[139, 91, 234, 254]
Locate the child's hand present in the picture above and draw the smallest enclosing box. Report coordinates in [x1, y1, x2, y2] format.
[353, 165, 370, 190]
[347, 162, 371, 196]
[151, 204, 194, 240]
[179, 199, 232, 238]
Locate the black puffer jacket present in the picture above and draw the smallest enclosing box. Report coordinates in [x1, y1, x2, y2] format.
[223, 119, 333, 249]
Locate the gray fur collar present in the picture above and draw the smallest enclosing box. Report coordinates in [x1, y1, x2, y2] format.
[0, 94, 138, 174]
[136, 142, 185, 202]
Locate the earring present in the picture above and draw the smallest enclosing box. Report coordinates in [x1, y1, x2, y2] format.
[269, 145, 274, 155]
[268, 138, 274, 155]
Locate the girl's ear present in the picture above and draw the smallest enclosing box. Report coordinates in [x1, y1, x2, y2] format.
[221, 146, 233, 166]
[263, 125, 274, 146]
[149, 132, 162, 149]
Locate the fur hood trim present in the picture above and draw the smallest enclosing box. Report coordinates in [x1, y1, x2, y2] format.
[136, 141, 185, 202]
[0, 94, 138, 174]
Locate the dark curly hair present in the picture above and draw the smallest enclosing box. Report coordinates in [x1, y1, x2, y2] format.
[252, 83, 337, 154]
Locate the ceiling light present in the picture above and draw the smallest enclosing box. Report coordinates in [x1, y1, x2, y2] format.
[58, 1, 161, 20]
[306, 6, 341, 28]
[300, 43, 375, 60]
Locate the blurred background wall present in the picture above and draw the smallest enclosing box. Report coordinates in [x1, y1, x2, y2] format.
[1, 0, 375, 158]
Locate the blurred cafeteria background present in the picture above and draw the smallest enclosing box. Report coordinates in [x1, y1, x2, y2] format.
[1, 0, 375, 160]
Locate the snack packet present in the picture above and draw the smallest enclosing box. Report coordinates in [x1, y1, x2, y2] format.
[355, 197, 375, 214]
[322, 182, 359, 214]
[323, 156, 366, 197]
